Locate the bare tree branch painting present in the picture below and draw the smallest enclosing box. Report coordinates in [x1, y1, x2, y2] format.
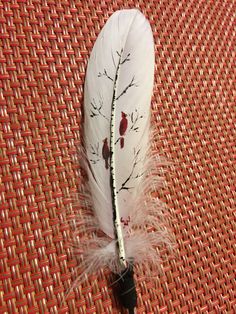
[116, 148, 144, 194]
[97, 49, 138, 102]
[116, 76, 138, 101]
[98, 69, 114, 81]
[90, 98, 109, 121]
[89, 142, 101, 164]
[129, 109, 143, 132]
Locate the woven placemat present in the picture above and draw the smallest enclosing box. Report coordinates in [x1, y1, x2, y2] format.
[0, 0, 235, 313]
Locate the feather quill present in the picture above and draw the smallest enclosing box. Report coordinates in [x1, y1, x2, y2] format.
[75, 9, 173, 312]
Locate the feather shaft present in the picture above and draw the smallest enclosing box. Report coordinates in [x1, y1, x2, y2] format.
[110, 50, 127, 269]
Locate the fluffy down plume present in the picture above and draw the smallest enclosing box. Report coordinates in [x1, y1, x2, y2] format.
[72, 9, 174, 285]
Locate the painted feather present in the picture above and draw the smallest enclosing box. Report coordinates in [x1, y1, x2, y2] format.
[74, 8, 173, 312]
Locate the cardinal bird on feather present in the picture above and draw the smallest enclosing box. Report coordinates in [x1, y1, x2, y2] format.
[119, 111, 128, 148]
[102, 138, 110, 169]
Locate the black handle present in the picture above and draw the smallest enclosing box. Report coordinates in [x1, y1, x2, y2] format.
[117, 266, 137, 312]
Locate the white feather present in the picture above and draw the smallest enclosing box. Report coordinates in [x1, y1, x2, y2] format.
[78, 9, 173, 281]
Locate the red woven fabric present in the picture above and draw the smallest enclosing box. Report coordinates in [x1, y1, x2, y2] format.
[0, 1, 235, 313]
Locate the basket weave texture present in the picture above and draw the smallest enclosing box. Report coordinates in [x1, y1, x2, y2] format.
[0, 0, 235, 313]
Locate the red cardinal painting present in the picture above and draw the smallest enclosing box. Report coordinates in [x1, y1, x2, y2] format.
[102, 137, 110, 169]
[119, 111, 128, 148]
